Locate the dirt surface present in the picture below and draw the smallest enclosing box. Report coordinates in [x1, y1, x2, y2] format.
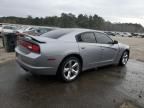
[120, 101, 139, 108]
[0, 37, 3, 48]
[112, 37, 144, 61]
[0, 48, 15, 64]
[0, 38, 15, 64]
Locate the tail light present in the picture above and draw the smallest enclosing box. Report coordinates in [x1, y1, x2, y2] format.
[19, 40, 40, 54]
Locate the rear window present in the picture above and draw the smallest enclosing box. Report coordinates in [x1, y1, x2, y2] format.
[41, 29, 73, 39]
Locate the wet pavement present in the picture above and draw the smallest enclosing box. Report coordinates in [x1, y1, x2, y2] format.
[0, 59, 144, 108]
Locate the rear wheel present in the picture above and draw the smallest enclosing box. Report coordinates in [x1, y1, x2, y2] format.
[59, 57, 81, 82]
[119, 51, 129, 66]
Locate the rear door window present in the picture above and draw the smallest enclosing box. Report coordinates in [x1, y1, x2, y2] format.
[77, 32, 96, 43]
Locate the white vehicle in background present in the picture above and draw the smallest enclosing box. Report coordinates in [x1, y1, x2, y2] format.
[25, 26, 36, 31]
[1, 25, 17, 35]
[23, 27, 58, 36]
[135, 33, 144, 38]
[120, 32, 132, 37]
[104, 31, 116, 37]
[15, 26, 36, 34]
[0, 24, 3, 37]
[0, 24, 7, 37]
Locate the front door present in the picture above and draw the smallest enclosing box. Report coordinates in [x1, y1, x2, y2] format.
[94, 32, 119, 65]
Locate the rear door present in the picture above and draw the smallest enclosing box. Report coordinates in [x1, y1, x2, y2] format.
[94, 32, 119, 65]
[77, 32, 102, 69]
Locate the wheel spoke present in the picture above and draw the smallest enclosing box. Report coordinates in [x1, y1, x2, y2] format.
[66, 71, 71, 79]
[72, 62, 78, 68]
[124, 54, 128, 58]
[125, 58, 128, 63]
[68, 60, 73, 68]
[72, 69, 78, 75]
[124, 59, 126, 64]
[64, 68, 69, 73]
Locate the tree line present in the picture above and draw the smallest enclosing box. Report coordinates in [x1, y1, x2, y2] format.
[0, 13, 144, 33]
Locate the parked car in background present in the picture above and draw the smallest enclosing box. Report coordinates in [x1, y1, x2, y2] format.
[131, 33, 137, 37]
[0, 24, 3, 37]
[130, 33, 144, 38]
[23, 27, 58, 36]
[120, 32, 131, 37]
[104, 31, 116, 36]
[15, 28, 130, 82]
[1, 25, 17, 35]
[15, 26, 36, 34]
[140, 33, 144, 38]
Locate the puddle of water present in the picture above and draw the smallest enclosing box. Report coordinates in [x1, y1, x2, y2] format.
[120, 101, 140, 108]
[136, 59, 144, 63]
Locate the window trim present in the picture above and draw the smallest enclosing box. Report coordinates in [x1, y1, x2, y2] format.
[76, 32, 97, 43]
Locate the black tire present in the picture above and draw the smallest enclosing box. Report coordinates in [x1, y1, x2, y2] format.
[30, 72, 39, 76]
[59, 57, 81, 82]
[119, 51, 129, 66]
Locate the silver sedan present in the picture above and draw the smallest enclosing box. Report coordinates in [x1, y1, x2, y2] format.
[15, 28, 130, 82]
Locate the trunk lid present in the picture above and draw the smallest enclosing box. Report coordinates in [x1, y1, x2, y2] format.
[17, 35, 56, 54]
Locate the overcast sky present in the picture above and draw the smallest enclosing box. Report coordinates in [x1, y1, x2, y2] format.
[0, 0, 144, 26]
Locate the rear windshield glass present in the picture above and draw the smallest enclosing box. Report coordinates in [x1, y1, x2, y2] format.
[41, 29, 73, 39]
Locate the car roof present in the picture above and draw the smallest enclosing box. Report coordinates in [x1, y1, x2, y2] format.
[44, 28, 104, 42]
[57, 28, 102, 32]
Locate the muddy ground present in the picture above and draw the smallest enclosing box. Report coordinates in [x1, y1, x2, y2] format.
[0, 59, 144, 108]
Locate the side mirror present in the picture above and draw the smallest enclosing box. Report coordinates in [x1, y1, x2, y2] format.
[113, 40, 118, 44]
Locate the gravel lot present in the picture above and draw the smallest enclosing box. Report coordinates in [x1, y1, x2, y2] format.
[0, 38, 15, 64]
[0, 37, 3, 48]
[112, 37, 144, 62]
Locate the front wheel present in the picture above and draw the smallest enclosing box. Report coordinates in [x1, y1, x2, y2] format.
[119, 51, 129, 66]
[59, 57, 81, 82]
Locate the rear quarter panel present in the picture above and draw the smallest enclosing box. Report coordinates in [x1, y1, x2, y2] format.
[40, 40, 80, 71]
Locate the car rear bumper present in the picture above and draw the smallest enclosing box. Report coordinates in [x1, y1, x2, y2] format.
[16, 57, 57, 75]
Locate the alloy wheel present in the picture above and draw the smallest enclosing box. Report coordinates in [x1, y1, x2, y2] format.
[122, 52, 128, 65]
[63, 59, 80, 81]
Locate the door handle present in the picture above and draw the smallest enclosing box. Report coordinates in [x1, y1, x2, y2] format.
[101, 46, 117, 51]
[101, 46, 104, 50]
[81, 47, 86, 49]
